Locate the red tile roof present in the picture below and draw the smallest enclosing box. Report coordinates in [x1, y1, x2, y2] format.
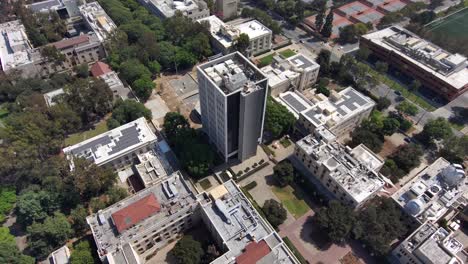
[90, 62, 112, 77]
[235, 241, 271, 264]
[111, 194, 161, 233]
[51, 35, 89, 50]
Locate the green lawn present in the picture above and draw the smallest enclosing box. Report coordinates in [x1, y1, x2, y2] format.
[279, 49, 296, 58]
[279, 137, 292, 148]
[199, 178, 212, 190]
[272, 185, 310, 219]
[258, 54, 274, 67]
[364, 63, 436, 111]
[65, 120, 109, 146]
[426, 7, 468, 38]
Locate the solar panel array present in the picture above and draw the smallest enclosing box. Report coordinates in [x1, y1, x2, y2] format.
[282, 93, 308, 113]
[108, 126, 141, 155]
[70, 125, 142, 160]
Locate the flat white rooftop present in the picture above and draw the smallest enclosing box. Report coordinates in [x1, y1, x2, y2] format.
[395, 222, 464, 264]
[79, 2, 117, 42]
[199, 52, 267, 95]
[262, 53, 319, 89]
[0, 20, 34, 72]
[198, 16, 271, 49]
[278, 87, 375, 130]
[362, 26, 468, 90]
[296, 134, 385, 204]
[392, 157, 466, 223]
[203, 181, 298, 264]
[146, 0, 207, 18]
[63, 117, 157, 167]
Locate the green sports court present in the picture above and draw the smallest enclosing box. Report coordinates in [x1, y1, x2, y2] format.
[425, 7, 468, 38]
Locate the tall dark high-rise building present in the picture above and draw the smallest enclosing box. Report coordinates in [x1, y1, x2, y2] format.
[197, 52, 268, 162]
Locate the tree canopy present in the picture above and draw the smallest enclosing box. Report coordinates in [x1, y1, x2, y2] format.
[273, 161, 295, 187]
[262, 199, 287, 228]
[70, 241, 94, 264]
[27, 212, 73, 260]
[353, 197, 407, 256]
[420, 117, 453, 145]
[107, 100, 152, 129]
[265, 97, 296, 139]
[234, 33, 250, 55]
[391, 143, 423, 173]
[170, 235, 204, 264]
[315, 200, 355, 243]
[396, 100, 419, 116]
[163, 112, 215, 179]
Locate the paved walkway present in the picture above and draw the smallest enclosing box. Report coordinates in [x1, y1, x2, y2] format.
[239, 163, 296, 226]
[279, 210, 375, 264]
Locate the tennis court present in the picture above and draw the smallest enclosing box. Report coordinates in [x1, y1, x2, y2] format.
[425, 7, 468, 37]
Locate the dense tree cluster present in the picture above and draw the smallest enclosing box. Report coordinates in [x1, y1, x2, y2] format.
[258, 0, 305, 26]
[163, 113, 215, 179]
[316, 197, 407, 256]
[265, 97, 296, 139]
[381, 143, 423, 182]
[70, 241, 95, 264]
[315, 200, 355, 243]
[338, 23, 370, 44]
[0, 187, 16, 223]
[16, 3, 67, 46]
[100, 0, 212, 89]
[168, 235, 220, 264]
[272, 161, 295, 187]
[419, 117, 453, 146]
[262, 199, 287, 228]
[439, 135, 468, 164]
[396, 100, 419, 116]
[350, 111, 405, 153]
[0, 70, 123, 260]
[107, 100, 152, 129]
[352, 197, 407, 255]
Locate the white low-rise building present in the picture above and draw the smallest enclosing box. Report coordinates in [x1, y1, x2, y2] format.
[79, 1, 117, 42]
[0, 20, 36, 74]
[63, 117, 157, 170]
[198, 16, 272, 56]
[138, 0, 210, 20]
[294, 129, 385, 208]
[262, 53, 320, 96]
[277, 87, 375, 138]
[392, 157, 467, 224]
[391, 221, 465, 264]
[43, 88, 65, 107]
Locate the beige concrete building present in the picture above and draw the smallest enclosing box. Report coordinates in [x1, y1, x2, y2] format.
[262, 53, 320, 96]
[277, 87, 375, 138]
[294, 129, 385, 208]
[198, 16, 272, 56]
[391, 222, 465, 264]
